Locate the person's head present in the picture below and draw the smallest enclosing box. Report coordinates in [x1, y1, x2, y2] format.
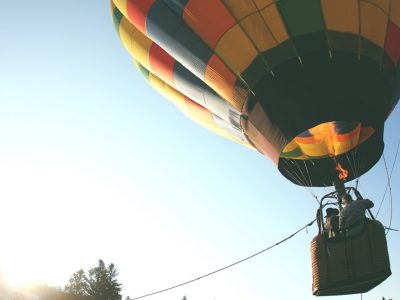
[341, 194, 353, 205]
[325, 207, 339, 218]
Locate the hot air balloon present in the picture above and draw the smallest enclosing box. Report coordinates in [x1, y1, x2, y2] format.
[110, 0, 399, 296]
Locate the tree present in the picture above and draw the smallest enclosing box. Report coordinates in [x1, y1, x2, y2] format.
[65, 269, 89, 297]
[64, 260, 122, 300]
[86, 259, 122, 300]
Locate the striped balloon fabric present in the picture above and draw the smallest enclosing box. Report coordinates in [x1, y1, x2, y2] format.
[111, 0, 400, 187]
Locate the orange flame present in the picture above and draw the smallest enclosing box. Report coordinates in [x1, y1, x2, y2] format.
[336, 163, 348, 180]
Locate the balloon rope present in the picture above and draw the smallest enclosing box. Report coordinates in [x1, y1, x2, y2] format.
[280, 159, 322, 201]
[354, 148, 360, 190]
[381, 154, 395, 236]
[282, 160, 308, 187]
[302, 161, 321, 202]
[294, 161, 313, 189]
[129, 219, 316, 300]
[282, 161, 319, 201]
[303, 160, 314, 188]
[345, 151, 358, 182]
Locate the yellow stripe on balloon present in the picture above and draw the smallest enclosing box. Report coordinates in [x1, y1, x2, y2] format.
[259, 3, 290, 44]
[215, 24, 258, 75]
[331, 138, 357, 156]
[147, 72, 186, 112]
[390, 1, 400, 27]
[360, 0, 390, 47]
[112, 0, 128, 17]
[253, 0, 274, 8]
[222, 0, 259, 19]
[321, 0, 359, 33]
[119, 16, 152, 71]
[283, 139, 299, 153]
[296, 141, 330, 158]
[240, 13, 278, 52]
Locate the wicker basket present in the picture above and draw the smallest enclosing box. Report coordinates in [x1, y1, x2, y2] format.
[311, 220, 391, 296]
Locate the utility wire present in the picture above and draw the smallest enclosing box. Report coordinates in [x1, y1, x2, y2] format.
[130, 218, 317, 300]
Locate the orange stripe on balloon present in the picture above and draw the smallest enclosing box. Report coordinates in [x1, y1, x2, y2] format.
[127, 0, 154, 34]
[332, 126, 360, 142]
[295, 135, 319, 144]
[205, 54, 237, 107]
[183, 0, 236, 49]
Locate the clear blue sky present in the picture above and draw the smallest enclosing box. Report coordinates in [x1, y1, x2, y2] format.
[0, 2, 399, 300]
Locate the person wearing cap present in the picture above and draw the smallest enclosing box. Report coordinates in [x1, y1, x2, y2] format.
[324, 207, 340, 238]
[339, 194, 374, 238]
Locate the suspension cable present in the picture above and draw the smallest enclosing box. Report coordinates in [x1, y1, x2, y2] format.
[355, 177, 360, 191]
[283, 166, 317, 200]
[282, 160, 319, 203]
[285, 160, 309, 188]
[345, 152, 357, 181]
[303, 160, 314, 187]
[383, 155, 394, 235]
[129, 218, 317, 300]
[376, 139, 400, 219]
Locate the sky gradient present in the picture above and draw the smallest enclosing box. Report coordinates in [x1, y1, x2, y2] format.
[1, 2, 399, 300]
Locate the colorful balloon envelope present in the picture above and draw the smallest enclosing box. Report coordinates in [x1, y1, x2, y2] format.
[111, 0, 400, 187]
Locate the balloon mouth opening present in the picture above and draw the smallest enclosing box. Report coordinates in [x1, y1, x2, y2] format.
[277, 121, 383, 187]
[280, 121, 375, 161]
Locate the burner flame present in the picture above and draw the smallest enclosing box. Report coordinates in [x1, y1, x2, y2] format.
[336, 163, 348, 180]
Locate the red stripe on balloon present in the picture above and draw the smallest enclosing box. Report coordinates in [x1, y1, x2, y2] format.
[385, 21, 400, 65]
[149, 43, 176, 85]
[127, 0, 155, 34]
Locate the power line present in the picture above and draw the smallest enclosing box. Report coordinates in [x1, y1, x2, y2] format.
[130, 218, 316, 300]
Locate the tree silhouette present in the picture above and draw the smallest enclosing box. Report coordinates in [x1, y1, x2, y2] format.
[86, 259, 122, 300]
[65, 269, 89, 297]
[64, 259, 122, 300]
